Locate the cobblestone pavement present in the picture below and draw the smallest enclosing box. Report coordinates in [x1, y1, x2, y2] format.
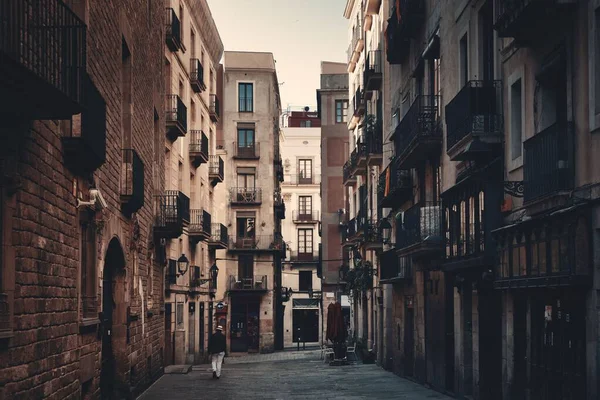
[139, 352, 453, 400]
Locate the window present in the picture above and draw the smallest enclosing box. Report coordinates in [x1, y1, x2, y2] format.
[335, 100, 348, 123]
[300, 120, 312, 127]
[80, 217, 97, 319]
[236, 167, 256, 188]
[460, 33, 469, 87]
[236, 212, 256, 239]
[237, 128, 255, 154]
[176, 302, 184, 329]
[510, 79, 523, 160]
[298, 229, 313, 255]
[239, 83, 254, 112]
[298, 159, 312, 183]
[238, 254, 254, 279]
[299, 271, 312, 292]
[299, 196, 312, 215]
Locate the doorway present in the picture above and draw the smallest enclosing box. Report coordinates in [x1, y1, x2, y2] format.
[230, 299, 260, 352]
[293, 309, 319, 343]
[513, 292, 527, 400]
[404, 299, 415, 377]
[100, 238, 127, 399]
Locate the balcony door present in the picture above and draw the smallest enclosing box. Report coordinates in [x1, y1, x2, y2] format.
[298, 229, 313, 259]
[238, 128, 255, 157]
[238, 254, 254, 280]
[298, 159, 312, 184]
[299, 196, 312, 221]
[237, 167, 256, 202]
[236, 212, 256, 249]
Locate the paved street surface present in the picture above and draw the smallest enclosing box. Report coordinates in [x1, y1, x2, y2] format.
[139, 351, 452, 400]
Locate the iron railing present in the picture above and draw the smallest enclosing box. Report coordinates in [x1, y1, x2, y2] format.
[378, 158, 412, 208]
[0, 0, 87, 117]
[154, 191, 190, 238]
[380, 250, 412, 281]
[364, 50, 382, 91]
[210, 223, 228, 245]
[121, 149, 145, 214]
[343, 160, 355, 183]
[190, 130, 209, 157]
[229, 187, 262, 204]
[189, 209, 211, 236]
[283, 174, 321, 185]
[523, 122, 574, 203]
[165, 8, 181, 51]
[166, 94, 187, 132]
[396, 202, 442, 250]
[166, 259, 177, 285]
[234, 142, 260, 158]
[445, 80, 503, 151]
[190, 58, 206, 92]
[228, 275, 268, 291]
[292, 211, 320, 222]
[366, 125, 383, 156]
[353, 87, 365, 116]
[494, 0, 574, 38]
[289, 250, 319, 262]
[209, 94, 220, 120]
[393, 95, 441, 159]
[228, 235, 284, 251]
[209, 155, 224, 181]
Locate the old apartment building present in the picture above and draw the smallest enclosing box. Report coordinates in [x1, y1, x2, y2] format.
[280, 124, 322, 347]
[0, 0, 165, 398]
[317, 61, 352, 344]
[161, 0, 226, 367]
[336, 0, 600, 399]
[218, 51, 286, 354]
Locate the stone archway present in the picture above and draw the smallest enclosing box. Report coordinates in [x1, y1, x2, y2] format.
[100, 237, 128, 399]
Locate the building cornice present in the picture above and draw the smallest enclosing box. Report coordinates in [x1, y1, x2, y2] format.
[343, 0, 356, 19]
[188, 0, 224, 64]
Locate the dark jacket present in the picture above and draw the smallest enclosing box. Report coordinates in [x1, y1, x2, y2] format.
[208, 331, 226, 354]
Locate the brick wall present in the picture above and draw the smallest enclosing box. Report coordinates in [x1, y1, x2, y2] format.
[0, 1, 165, 398]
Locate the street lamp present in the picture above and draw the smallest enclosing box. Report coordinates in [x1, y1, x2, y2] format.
[379, 218, 392, 245]
[177, 254, 189, 276]
[210, 262, 219, 286]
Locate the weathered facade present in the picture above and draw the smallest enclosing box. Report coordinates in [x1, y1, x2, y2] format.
[0, 0, 165, 397]
[218, 51, 285, 354]
[161, 0, 225, 368]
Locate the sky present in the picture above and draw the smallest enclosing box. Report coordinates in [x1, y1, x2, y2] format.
[206, 0, 349, 112]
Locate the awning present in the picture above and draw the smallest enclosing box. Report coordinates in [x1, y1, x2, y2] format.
[293, 298, 320, 309]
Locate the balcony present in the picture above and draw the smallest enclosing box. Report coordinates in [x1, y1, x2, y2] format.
[391, 95, 441, 169]
[154, 191, 190, 239]
[234, 142, 260, 159]
[363, 219, 382, 250]
[292, 211, 320, 224]
[228, 235, 285, 253]
[208, 223, 228, 249]
[62, 76, 107, 174]
[120, 149, 145, 215]
[378, 158, 412, 209]
[289, 250, 319, 263]
[494, 0, 577, 43]
[396, 202, 443, 258]
[209, 155, 224, 186]
[274, 189, 286, 219]
[343, 160, 357, 186]
[189, 130, 209, 168]
[166, 259, 177, 285]
[523, 122, 574, 204]
[442, 164, 503, 272]
[190, 59, 206, 93]
[283, 174, 321, 185]
[209, 94, 220, 122]
[0, 0, 86, 119]
[166, 94, 187, 140]
[386, 1, 424, 64]
[365, 124, 383, 166]
[445, 80, 503, 161]
[364, 51, 383, 92]
[379, 250, 412, 283]
[165, 8, 182, 52]
[353, 87, 365, 117]
[228, 275, 268, 293]
[365, 0, 382, 15]
[350, 139, 368, 176]
[350, 21, 364, 64]
[229, 187, 262, 205]
[189, 209, 211, 243]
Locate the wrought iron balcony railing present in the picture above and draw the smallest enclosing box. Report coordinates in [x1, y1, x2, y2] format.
[229, 187, 262, 204]
[166, 94, 187, 139]
[209, 223, 228, 248]
[353, 87, 365, 116]
[380, 250, 412, 282]
[378, 158, 412, 208]
[209, 155, 224, 184]
[189, 209, 212, 241]
[445, 80, 503, 156]
[121, 149, 145, 214]
[283, 174, 321, 185]
[190, 59, 206, 93]
[386, 1, 424, 64]
[396, 202, 442, 252]
[189, 130, 209, 167]
[494, 0, 576, 40]
[523, 122, 574, 203]
[228, 235, 285, 252]
[289, 250, 319, 262]
[364, 50, 383, 91]
[234, 142, 260, 159]
[292, 211, 320, 223]
[392, 95, 441, 168]
[343, 160, 356, 185]
[228, 275, 268, 292]
[165, 8, 182, 52]
[209, 94, 220, 122]
[0, 0, 87, 119]
[154, 191, 190, 239]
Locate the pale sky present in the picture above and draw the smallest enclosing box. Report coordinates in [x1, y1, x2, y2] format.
[207, 0, 348, 111]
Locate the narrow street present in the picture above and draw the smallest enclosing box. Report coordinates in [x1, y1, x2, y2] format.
[139, 351, 452, 400]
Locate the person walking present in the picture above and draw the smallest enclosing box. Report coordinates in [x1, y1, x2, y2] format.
[208, 325, 226, 379]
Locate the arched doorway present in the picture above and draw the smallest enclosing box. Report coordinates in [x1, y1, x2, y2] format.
[100, 238, 127, 399]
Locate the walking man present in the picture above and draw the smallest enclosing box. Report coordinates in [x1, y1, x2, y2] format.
[208, 325, 226, 379]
